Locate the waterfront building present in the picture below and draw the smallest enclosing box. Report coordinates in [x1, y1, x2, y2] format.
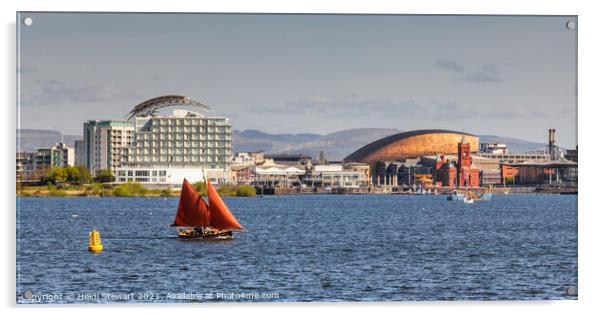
[83, 120, 134, 175]
[16, 142, 75, 180]
[479, 143, 508, 155]
[51, 142, 75, 168]
[125, 109, 231, 168]
[500, 158, 577, 186]
[74, 140, 84, 166]
[115, 108, 232, 184]
[304, 164, 370, 188]
[111, 96, 233, 185]
[456, 138, 480, 187]
[114, 166, 206, 186]
[343, 162, 371, 184]
[231, 151, 266, 166]
[344, 129, 479, 166]
[16, 151, 35, 180]
[431, 138, 480, 187]
[372, 159, 433, 187]
[565, 146, 578, 163]
[267, 154, 313, 169]
[229, 164, 305, 187]
[433, 156, 456, 187]
[480, 169, 502, 186]
[476, 152, 549, 163]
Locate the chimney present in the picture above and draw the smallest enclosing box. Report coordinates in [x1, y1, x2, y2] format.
[548, 129, 557, 160]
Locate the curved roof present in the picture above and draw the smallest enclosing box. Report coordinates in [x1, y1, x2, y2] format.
[344, 129, 476, 162]
[127, 95, 210, 119]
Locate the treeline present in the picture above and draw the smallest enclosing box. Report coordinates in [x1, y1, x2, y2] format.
[191, 181, 256, 197]
[18, 167, 256, 197]
[18, 182, 256, 197]
[40, 166, 115, 185]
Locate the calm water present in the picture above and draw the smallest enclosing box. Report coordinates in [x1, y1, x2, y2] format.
[16, 194, 577, 303]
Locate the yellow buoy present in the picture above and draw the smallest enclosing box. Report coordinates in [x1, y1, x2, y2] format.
[88, 229, 103, 252]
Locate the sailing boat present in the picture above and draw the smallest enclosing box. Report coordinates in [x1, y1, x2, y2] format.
[172, 179, 244, 239]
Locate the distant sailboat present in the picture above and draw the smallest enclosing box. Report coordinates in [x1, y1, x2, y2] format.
[172, 179, 243, 239]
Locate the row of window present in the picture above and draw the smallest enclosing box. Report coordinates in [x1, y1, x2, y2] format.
[151, 119, 228, 127]
[133, 141, 230, 148]
[133, 148, 231, 155]
[148, 126, 230, 133]
[117, 170, 167, 177]
[136, 131, 231, 140]
[117, 177, 167, 183]
[131, 155, 228, 163]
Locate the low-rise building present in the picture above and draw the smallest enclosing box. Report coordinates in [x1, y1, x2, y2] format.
[500, 158, 577, 186]
[16, 142, 75, 180]
[479, 143, 508, 155]
[231, 151, 266, 166]
[113, 166, 227, 186]
[305, 164, 370, 188]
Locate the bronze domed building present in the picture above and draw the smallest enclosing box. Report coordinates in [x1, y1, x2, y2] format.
[344, 129, 479, 165]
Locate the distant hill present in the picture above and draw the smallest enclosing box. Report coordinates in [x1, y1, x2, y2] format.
[233, 128, 401, 160]
[17, 129, 81, 152]
[232, 129, 321, 153]
[16, 128, 549, 160]
[233, 129, 549, 160]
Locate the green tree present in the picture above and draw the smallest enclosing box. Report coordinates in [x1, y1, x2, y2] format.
[65, 166, 82, 184]
[217, 185, 237, 196]
[236, 185, 256, 197]
[94, 169, 115, 183]
[46, 167, 68, 184]
[75, 166, 92, 184]
[192, 181, 207, 196]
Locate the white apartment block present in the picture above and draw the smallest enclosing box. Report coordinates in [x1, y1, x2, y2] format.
[83, 120, 134, 175]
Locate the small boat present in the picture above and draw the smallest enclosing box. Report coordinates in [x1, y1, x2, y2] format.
[480, 193, 493, 201]
[319, 187, 333, 194]
[448, 190, 483, 203]
[172, 179, 244, 239]
[447, 190, 465, 201]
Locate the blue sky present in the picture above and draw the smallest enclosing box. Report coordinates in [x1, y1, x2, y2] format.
[18, 13, 577, 147]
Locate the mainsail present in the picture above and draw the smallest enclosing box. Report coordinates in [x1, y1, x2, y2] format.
[172, 179, 210, 227]
[206, 181, 244, 230]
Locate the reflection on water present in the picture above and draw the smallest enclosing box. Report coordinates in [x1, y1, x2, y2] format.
[17, 194, 577, 303]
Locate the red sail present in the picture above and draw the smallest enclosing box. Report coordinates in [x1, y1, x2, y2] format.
[173, 179, 210, 227]
[206, 181, 244, 230]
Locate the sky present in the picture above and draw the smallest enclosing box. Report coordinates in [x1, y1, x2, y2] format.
[17, 13, 577, 147]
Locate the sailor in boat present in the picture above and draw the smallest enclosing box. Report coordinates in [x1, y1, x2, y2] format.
[172, 179, 243, 239]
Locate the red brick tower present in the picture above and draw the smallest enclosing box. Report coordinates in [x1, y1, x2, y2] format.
[457, 136, 474, 187]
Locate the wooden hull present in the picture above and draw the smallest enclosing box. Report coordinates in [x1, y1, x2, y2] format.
[177, 228, 234, 240]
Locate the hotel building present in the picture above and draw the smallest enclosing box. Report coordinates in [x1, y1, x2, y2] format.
[114, 108, 232, 185]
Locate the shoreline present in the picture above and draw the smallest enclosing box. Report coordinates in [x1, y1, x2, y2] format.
[16, 189, 577, 198]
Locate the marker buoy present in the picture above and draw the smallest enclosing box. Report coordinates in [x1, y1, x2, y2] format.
[88, 229, 104, 252]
